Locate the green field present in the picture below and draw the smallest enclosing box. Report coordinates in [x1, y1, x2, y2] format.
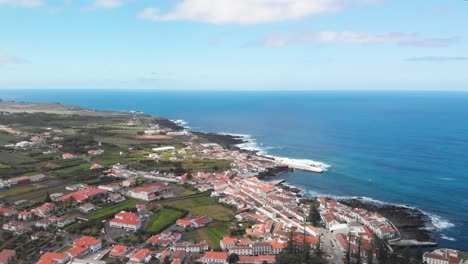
[162, 195, 233, 221]
[184, 222, 228, 250]
[0, 185, 40, 198]
[146, 208, 185, 234]
[89, 199, 139, 220]
[0, 163, 10, 169]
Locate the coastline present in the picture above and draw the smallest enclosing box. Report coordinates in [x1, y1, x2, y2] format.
[205, 129, 450, 245]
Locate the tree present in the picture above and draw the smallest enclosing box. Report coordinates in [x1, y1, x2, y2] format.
[228, 253, 239, 264]
[308, 201, 321, 226]
[356, 237, 362, 264]
[44, 191, 52, 203]
[367, 238, 375, 264]
[315, 235, 323, 257]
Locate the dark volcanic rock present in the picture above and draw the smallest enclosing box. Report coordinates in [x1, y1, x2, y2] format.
[338, 198, 434, 242]
[192, 132, 245, 149]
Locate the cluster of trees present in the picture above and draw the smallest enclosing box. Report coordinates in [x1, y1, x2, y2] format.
[275, 231, 326, 264]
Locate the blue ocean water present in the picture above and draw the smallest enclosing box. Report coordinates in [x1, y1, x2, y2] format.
[1, 90, 467, 249]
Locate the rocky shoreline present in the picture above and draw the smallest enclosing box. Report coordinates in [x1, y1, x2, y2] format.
[338, 198, 435, 242]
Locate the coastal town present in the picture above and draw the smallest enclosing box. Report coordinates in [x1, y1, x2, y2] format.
[0, 102, 467, 264]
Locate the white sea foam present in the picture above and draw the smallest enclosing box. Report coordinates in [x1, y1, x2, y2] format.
[426, 213, 456, 230]
[440, 234, 457, 241]
[440, 177, 455, 181]
[219, 132, 331, 171]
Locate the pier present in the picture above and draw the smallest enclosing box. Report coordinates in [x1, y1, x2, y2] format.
[389, 239, 438, 248]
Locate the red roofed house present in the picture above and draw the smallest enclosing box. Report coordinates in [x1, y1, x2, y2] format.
[67, 245, 88, 258]
[127, 184, 168, 201]
[0, 208, 17, 217]
[220, 236, 237, 250]
[73, 236, 102, 252]
[176, 218, 192, 228]
[38, 252, 70, 264]
[110, 245, 129, 258]
[191, 216, 212, 228]
[62, 153, 75, 160]
[130, 248, 153, 263]
[423, 248, 464, 264]
[110, 211, 142, 231]
[17, 211, 33, 221]
[31, 203, 56, 217]
[202, 251, 228, 264]
[0, 249, 16, 264]
[57, 188, 105, 203]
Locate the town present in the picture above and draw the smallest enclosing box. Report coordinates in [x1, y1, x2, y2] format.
[0, 102, 467, 264]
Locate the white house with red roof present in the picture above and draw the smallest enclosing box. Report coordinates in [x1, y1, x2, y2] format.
[127, 184, 169, 201]
[423, 248, 466, 264]
[129, 248, 153, 263]
[202, 251, 228, 264]
[191, 216, 212, 228]
[0, 208, 17, 217]
[17, 211, 33, 221]
[38, 252, 70, 264]
[110, 211, 142, 231]
[110, 245, 129, 258]
[72, 236, 102, 252]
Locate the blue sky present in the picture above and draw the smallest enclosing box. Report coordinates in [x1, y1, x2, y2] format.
[0, 0, 467, 90]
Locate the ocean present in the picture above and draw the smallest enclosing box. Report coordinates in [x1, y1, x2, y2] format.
[1, 89, 467, 249]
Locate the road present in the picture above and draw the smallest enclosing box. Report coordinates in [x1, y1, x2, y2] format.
[320, 228, 345, 264]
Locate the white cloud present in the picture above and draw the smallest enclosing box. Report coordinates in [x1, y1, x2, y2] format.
[137, 0, 345, 25]
[0, 0, 44, 7]
[255, 31, 457, 48]
[89, 0, 125, 9]
[0, 55, 28, 64]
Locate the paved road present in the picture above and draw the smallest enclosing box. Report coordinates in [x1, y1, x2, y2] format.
[320, 228, 345, 264]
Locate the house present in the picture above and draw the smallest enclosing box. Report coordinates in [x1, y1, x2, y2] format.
[220, 236, 237, 250]
[98, 184, 121, 192]
[88, 149, 104, 155]
[423, 248, 465, 264]
[252, 242, 272, 255]
[147, 231, 182, 247]
[90, 163, 103, 170]
[78, 203, 96, 214]
[229, 247, 253, 256]
[38, 252, 70, 264]
[67, 246, 88, 258]
[0, 249, 15, 264]
[110, 245, 129, 258]
[2, 221, 28, 234]
[202, 251, 228, 264]
[73, 236, 102, 252]
[127, 184, 168, 201]
[31, 203, 56, 217]
[35, 218, 55, 228]
[136, 204, 147, 213]
[57, 218, 75, 228]
[62, 153, 75, 159]
[0, 208, 17, 217]
[176, 218, 192, 228]
[110, 211, 142, 231]
[172, 241, 209, 253]
[130, 248, 153, 263]
[56, 188, 105, 203]
[191, 216, 212, 228]
[109, 193, 126, 203]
